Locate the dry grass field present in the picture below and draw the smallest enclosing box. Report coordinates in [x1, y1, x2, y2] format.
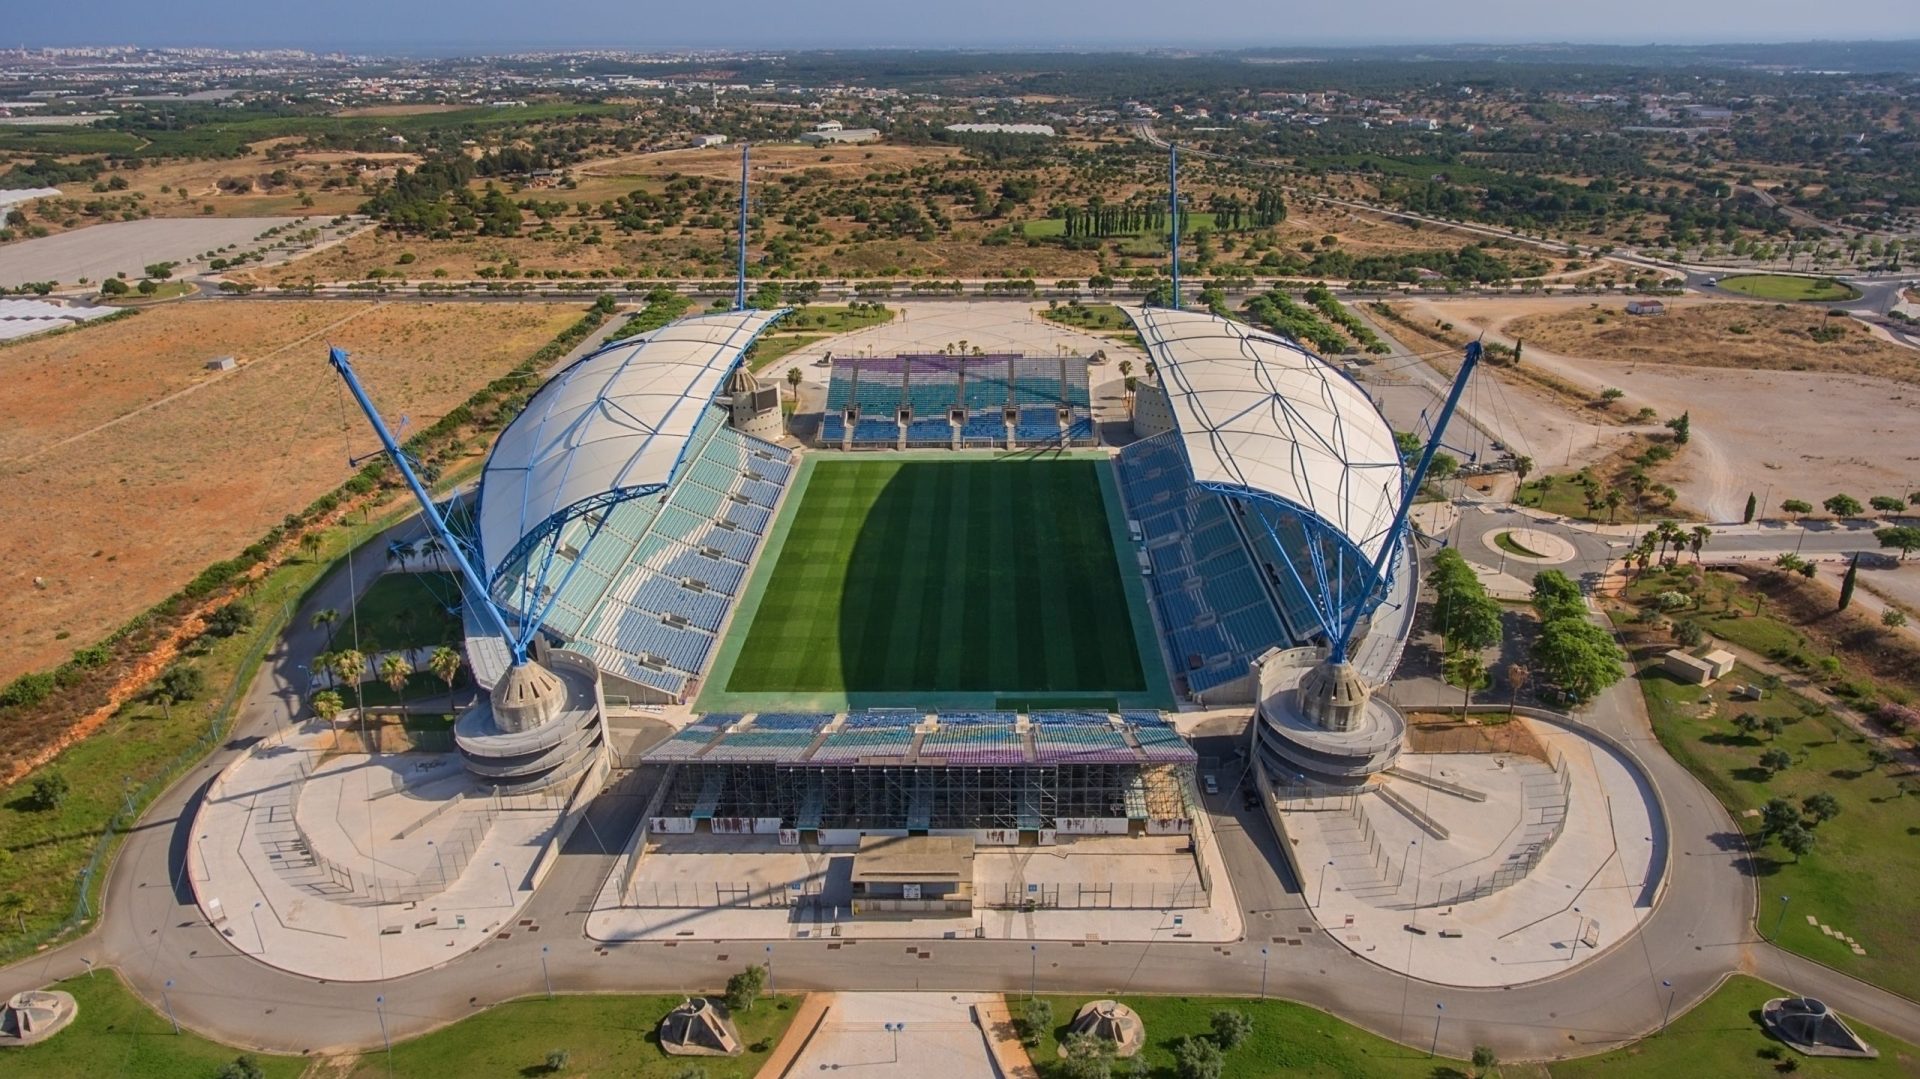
[0, 300, 582, 681]
[1509, 300, 1918, 383]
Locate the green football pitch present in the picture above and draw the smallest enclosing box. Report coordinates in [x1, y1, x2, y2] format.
[719, 457, 1149, 698]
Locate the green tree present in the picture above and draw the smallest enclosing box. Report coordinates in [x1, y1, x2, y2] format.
[1209, 1009, 1253, 1051]
[1530, 570, 1586, 623]
[1530, 617, 1626, 701]
[99, 276, 129, 296]
[1802, 792, 1841, 825]
[1062, 1032, 1116, 1079]
[1886, 609, 1909, 631]
[1664, 410, 1690, 444]
[217, 1057, 266, 1079]
[1174, 1034, 1224, 1079]
[1472, 1044, 1500, 1077]
[1823, 493, 1863, 518]
[1778, 822, 1817, 860]
[1874, 526, 1920, 561]
[1760, 747, 1794, 775]
[205, 601, 253, 638]
[429, 646, 464, 698]
[725, 963, 766, 1011]
[1761, 796, 1800, 836]
[1838, 554, 1858, 611]
[1744, 492, 1757, 523]
[1869, 495, 1906, 514]
[29, 772, 70, 811]
[1022, 997, 1054, 1047]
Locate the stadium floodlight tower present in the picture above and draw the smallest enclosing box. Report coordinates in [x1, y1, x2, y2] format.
[327, 347, 605, 790]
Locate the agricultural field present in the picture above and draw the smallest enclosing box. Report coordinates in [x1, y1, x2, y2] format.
[0, 299, 583, 683]
[1507, 301, 1915, 385]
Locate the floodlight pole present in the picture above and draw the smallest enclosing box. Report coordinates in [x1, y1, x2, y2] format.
[1329, 340, 1482, 662]
[1168, 142, 1181, 310]
[327, 347, 526, 664]
[736, 142, 750, 311]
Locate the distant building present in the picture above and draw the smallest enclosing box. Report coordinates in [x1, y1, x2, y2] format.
[945, 122, 1056, 137]
[811, 119, 843, 132]
[690, 133, 728, 148]
[799, 127, 880, 145]
[1626, 299, 1667, 316]
[205, 356, 238, 372]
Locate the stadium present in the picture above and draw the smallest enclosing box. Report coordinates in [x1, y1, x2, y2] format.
[362, 290, 1437, 844]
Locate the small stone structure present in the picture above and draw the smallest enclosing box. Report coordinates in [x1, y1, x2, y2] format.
[1763, 996, 1878, 1058]
[1661, 648, 1735, 686]
[1062, 999, 1144, 1058]
[658, 997, 742, 1057]
[0, 989, 78, 1047]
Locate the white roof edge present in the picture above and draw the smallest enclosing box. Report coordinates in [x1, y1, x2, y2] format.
[477, 307, 788, 579]
[1124, 305, 1404, 566]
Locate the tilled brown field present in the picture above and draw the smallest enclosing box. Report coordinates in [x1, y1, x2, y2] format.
[0, 299, 582, 682]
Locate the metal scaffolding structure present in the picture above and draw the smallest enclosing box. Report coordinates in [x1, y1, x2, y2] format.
[658, 761, 1195, 833]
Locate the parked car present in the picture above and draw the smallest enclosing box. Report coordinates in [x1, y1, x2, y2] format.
[1202, 774, 1220, 796]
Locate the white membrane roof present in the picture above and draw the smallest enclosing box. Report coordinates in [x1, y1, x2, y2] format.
[1125, 305, 1404, 564]
[478, 307, 785, 579]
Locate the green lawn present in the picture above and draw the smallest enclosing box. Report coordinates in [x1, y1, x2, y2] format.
[775, 304, 896, 333]
[6, 972, 305, 1079]
[1550, 975, 1920, 1077]
[1026, 994, 1480, 1078]
[1495, 530, 1548, 558]
[1042, 303, 1132, 331]
[1637, 657, 1920, 998]
[327, 570, 463, 653]
[342, 993, 799, 1078]
[1717, 275, 1861, 302]
[724, 458, 1147, 697]
[1513, 472, 1665, 524]
[747, 333, 827, 372]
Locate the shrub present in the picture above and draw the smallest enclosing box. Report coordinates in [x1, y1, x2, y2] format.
[217, 1057, 266, 1079]
[1021, 996, 1053, 1047]
[1174, 1034, 1224, 1079]
[725, 963, 766, 1012]
[1209, 1008, 1253, 1051]
[30, 772, 71, 811]
[545, 1048, 569, 1072]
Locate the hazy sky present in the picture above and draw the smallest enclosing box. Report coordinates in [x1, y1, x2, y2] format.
[8, 0, 1916, 51]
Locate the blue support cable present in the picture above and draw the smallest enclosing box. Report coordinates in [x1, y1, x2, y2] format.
[1330, 340, 1483, 661]
[327, 346, 527, 666]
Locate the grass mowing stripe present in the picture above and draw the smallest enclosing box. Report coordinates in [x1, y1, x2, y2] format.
[724, 457, 1143, 699]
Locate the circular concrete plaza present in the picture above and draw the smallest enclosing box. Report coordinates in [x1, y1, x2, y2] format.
[1481, 527, 1577, 565]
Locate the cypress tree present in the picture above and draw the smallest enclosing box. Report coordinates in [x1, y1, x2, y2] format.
[1838, 553, 1858, 611]
[1744, 492, 1757, 524]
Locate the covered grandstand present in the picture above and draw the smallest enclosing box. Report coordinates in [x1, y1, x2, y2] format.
[819, 353, 1094, 449]
[463, 308, 796, 706]
[643, 710, 1196, 841]
[1115, 306, 1418, 704]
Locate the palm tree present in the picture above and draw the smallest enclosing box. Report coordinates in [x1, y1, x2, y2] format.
[329, 649, 366, 703]
[310, 607, 340, 644]
[429, 646, 464, 703]
[385, 540, 413, 570]
[299, 532, 323, 562]
[1603, 489, 1623, 523]
[311, 689, 344, 745]
[1689, 525, 1713, 563]
[379, 654, 414, 701]
[1506, 663, 1528, 715]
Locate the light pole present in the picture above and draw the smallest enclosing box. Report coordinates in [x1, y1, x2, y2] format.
[161, 978, 180, 1035]
[494, 859, 513, 906]
[1029, 943, 1037, 999]
[1430, 1002, 1443, 1058]
[79, 956, 94, 979]
[765, 943, 775, 996]
[1567, 907, 1584, 962]
[1317, 859, 1333, 908]
[196, 833, 209, 882]
[1259, 947, 1269, 1000]
[375, 994, 392, 1072]
[541, 945, 553, 1000]
[1774, 894, 1792, 938]
[252, 900, 266, 956]
[1661, 979, 1676, 1033]
[884, 1021, 905, 1063]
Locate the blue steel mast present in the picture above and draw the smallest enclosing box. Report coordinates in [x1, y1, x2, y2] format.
[735, 142, 749, 311]
[327, 346, 527, 666]
[1328, 340, 1483, 662]
[1167, 142, 1181, 310]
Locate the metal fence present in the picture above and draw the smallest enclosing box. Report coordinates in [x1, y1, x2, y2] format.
[994, 881, 1208, 910]
[624, 879, 825, 909]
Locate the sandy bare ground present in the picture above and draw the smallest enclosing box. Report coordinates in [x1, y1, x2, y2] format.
[0, 301, 583, 682]
[1407, 295, 1920, 522]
